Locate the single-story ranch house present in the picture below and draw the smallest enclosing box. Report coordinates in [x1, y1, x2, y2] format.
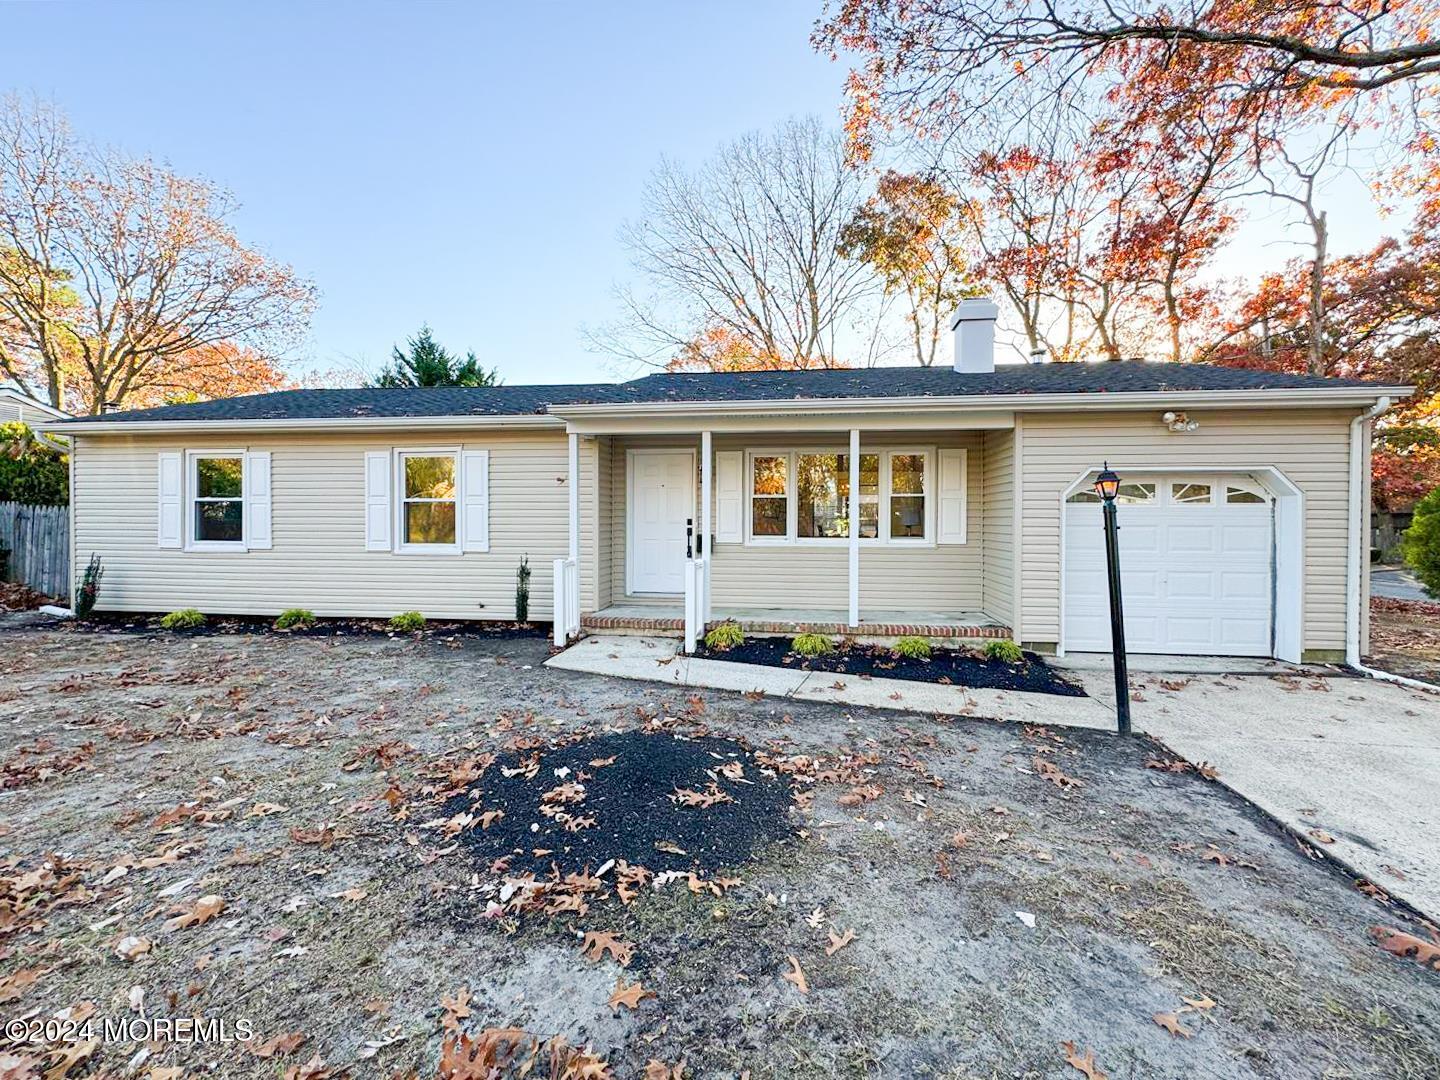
[46, 301, 1410, 665]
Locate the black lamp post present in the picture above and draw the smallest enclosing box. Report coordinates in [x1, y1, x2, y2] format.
[1095, 463, 1131, 735]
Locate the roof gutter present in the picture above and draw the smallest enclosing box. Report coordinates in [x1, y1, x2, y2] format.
[38, 413, 565, 436]
[547, 385, 1414, 420]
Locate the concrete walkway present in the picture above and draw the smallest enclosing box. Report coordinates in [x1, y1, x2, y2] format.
[548, 635, 1440, 918]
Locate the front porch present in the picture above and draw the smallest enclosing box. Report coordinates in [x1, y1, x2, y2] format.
[547, 407, 1020, 652]
[582, 603, 1011, 640]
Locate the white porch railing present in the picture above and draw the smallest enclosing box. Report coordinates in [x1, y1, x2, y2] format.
[684, 555, 710, 653]
[552, 556, 580, 647]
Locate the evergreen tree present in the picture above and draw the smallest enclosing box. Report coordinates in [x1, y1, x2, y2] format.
[371, 326, 498, 388]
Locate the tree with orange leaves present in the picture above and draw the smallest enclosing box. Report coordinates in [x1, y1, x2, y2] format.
[0, 97, 315, 414]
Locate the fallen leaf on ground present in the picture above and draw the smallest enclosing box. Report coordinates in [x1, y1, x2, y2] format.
[580, 930, 634, 967]
[1370, 926, 1440, 970]
[115, 935, 153, 961]
[248, 1032, 306, 1058]
[805, 906, 825, 929]
[165, 894, 225, 930]
[1060, 1041, 1108, 1079]
[644, 1060, 684, 1080]
[0, 966, 46, 1004]
[1033, 756, 1081, 790]
[825, 928, 856, 956]
[1308, 829, 1336, 844]
[441, 986, 472, 1030]
[1153, 1012, 1192, 1038]
[782, 955, 808, 994]
[608, 979, 655, 1012]
[281, 1055, 332, 1080]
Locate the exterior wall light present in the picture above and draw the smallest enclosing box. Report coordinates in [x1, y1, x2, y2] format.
[1162, 410, 1199, 432]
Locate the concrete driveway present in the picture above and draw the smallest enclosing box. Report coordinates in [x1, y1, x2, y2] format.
[1057, 654, 1440, 919]
[1373, 565, 1430, 601]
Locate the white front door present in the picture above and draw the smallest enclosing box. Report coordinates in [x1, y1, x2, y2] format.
[629, 450, 694, 594]
[1063, 474, 1274, 656]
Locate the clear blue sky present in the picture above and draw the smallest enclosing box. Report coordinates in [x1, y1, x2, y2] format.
[4, 1, 847, 384]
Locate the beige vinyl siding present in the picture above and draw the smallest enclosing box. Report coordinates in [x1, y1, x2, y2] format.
[1017, 407, 1358, 653]
[608, 430, 990, 617]
[72, 427, 588, 621]
[980, 428, 1014, 625]
[0, 396, 61, 425]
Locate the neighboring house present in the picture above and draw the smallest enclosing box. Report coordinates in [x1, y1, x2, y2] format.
[43, 300, 1410, 666]
[0, 385, 68, 426]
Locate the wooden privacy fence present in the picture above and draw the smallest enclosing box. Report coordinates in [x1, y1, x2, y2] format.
[0, 502, 69, 599]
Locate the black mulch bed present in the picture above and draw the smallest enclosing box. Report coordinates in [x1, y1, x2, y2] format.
[696, 637, 1085, 697]
[444, 731, 796, 878]
[60, 612, 547, 640]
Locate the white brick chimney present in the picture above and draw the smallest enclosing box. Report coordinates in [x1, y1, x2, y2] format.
[951, 297, 999, 374]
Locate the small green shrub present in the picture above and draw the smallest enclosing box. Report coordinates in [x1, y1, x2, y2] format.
[388, 610, 427, 632]
[791, 632, 835, 657]
[74, 554, 104, 619]
[1403, 486, 1440, 597]
[983, 639, 1024, 663]
[704, 621, 744, 650]
[274, 608, 316, 631]
[158, 608, 206, 630]
[515, 556, 531, 623]
[892, 635, 932, 661]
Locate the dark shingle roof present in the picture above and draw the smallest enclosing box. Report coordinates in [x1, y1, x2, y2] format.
[55, 362, 1400, 425]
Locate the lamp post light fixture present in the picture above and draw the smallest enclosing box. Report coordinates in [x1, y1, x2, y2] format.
[1094, 463, 1132, 735]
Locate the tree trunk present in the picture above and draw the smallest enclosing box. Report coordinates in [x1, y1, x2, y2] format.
[1307, 209, 1328, 377]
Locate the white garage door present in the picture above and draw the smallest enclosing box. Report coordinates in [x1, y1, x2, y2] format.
[1064, 475, 1274, 656]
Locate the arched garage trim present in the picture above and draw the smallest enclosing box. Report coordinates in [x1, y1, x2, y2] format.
[1056, 465, 1304, 664]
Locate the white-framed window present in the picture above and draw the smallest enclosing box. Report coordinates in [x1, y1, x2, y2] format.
[745, 447, 934, 545]
[1171, 480, 1214, 505]
[396, 449, 460, 553]
[187, 450, 246, 550]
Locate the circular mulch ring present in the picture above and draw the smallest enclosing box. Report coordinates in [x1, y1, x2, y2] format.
[444, 731, 796, 878]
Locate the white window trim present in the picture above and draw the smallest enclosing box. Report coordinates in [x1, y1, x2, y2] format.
[743, 446, 935, 548]
[394, 446, 462, 555]
[185, 449, 248, 552]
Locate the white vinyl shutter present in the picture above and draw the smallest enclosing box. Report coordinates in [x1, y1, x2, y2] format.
[157, 452, 183, 549]
[715, 451, 743, 543]
[244, 451, 272, 549]
[938, 448, 968, 544]
[364, 451, 392, 551]
[461, 450, 490, 552]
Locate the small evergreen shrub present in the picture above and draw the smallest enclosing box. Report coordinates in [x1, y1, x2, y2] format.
[892, 635, 932, 661]
[791, 632, 835, 657]
[74, 554, 104, 618]
[158, 608, 206, 630]
[1403, 486, 1440, 597]
[388, 610, 426, 632]
[274, 608, 316, 631]
[515, 556, 531, 623]
[704, 621, 744, 650]
[983, 639, 1024, 663]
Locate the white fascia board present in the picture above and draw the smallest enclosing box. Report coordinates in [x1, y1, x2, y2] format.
[548, 384, 1414, 422]
[38, 413, 564, 436]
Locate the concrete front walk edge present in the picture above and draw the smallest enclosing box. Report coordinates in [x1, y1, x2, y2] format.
[547, 634, 1115, 730]
[548, 634, 1440, 919]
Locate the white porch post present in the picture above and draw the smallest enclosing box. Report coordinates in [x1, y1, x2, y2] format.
[701, 430, 713, 622]
[849, 428, 860, 628]
[568, 432, 580, 564]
